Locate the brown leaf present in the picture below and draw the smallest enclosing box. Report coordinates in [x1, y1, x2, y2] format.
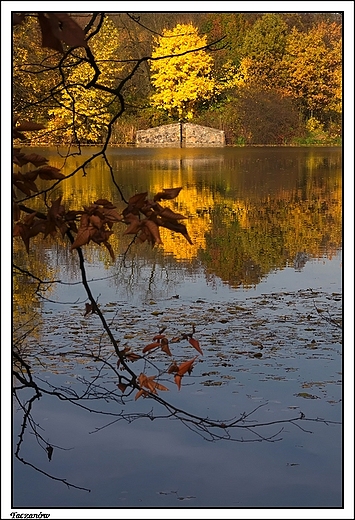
[13, 223, 22, 237]
[159, 207, 187, 221]
[71, 226, 91, 249]
[84, 303, 94, 316]
[161, 338, 172, 356]
[38, 13, 63, 53]
[37, 166, 65, 180]
[142, 220, 162, 245]
[123, 214, 141, 235]
[22, 153, 48, 167]
[154, 187, 182, 202]
[177, 357, 197, 376]
[13, 202, 21, 221]
[17, 224, 32, 253]
[89, 215, 102, 228]
[13, 180, 32, 196]
[15, 122, 46, 132]
[43, 220, 57, 238]
[48, 13, 88, 48]
[48, 196, 63, 219]
[125, 352, 141, 362]
[159, 220, 193, 245]
[103, 241, 115, 261]
[153, 334, 166, 341]
[128, 192, 148, 207]
[174, 374, 182, 390]
[90, 228, 111, 244]
[168, 362, 179, 374]
[26, 170, 39, 182]
[142, 342, 161, 353]
[102, 207, 123, 222]
[135, 389, 146, 401]
[154, 382, 169, 392]
[117, 382, 128, 393]
[94, 199, 114, 206]
[188, 337, 203, 355]
[137, 373, 168, 394]
[136, 230, 148, 244]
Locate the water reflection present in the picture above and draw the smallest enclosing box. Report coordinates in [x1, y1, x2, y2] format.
[18, 145, 342, 290]
[13, 146, 342, 508]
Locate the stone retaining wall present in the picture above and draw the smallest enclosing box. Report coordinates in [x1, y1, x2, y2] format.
[136, 123, 225, 147]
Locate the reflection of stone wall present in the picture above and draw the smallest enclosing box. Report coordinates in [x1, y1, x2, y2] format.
[136, 123, 225, 147]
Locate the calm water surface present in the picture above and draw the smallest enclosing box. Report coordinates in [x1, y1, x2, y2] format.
[13, 146, 342, 511]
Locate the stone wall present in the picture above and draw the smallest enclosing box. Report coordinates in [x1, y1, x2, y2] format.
[136, 123, 225, 147]
[183, 123, 225, 147]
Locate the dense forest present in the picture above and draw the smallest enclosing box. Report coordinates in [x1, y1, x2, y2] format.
[13, 11, 342, 146]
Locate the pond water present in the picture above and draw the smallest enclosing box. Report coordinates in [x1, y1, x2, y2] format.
[12, 146, 343, 514]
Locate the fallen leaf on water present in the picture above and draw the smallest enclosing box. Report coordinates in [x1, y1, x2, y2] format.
[295, 392, 320, 399]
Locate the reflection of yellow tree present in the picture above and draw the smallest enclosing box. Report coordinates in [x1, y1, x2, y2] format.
[13, 237, 60, 359]
[21, 148, 342, 283]
[199, 180, 342, 288]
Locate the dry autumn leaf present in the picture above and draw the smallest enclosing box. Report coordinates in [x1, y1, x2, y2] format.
[173, 357, 198, 391]
[168, 362, 179, 374]
[16, 122, 46, 132]
[84, 303, 95, 316]
[21, 153, 48, 167]
[188, 337, 203, 355]
[153, 334, 166, 341]
[159, 207, 187, 221]
[154, 187, 182, 201]
[177, 357, 197, 376]
[160, 338, 172, 356]
[127, 192, 148, 207]
[38, 13, 87, 53]
[117, 382, 128, 393]
[142, 341, 161, 353]
[136, 373, 169, 397]
[174, 374, 182, 390]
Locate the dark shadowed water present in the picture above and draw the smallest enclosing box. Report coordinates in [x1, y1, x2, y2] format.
[12, 146, 343, 513]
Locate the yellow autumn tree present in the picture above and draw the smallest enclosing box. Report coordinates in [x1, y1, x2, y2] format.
[47, 16, 122, 143]
[150, 23, 215, 120]
[13, 16, 61, 122]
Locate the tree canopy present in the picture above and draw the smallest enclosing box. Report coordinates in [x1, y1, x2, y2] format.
[12, 12, 342, 145]
[150, 23, 216, 120]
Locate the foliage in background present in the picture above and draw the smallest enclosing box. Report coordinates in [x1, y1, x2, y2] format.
[46, 16, 122, 143]
[13, 12, 342, 145]
[150, 23, 216, 120]
[282, 21, 342, 122]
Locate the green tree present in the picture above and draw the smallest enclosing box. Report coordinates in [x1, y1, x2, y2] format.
[150, 23, 216, 120]
[239, 13, 288, 90]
